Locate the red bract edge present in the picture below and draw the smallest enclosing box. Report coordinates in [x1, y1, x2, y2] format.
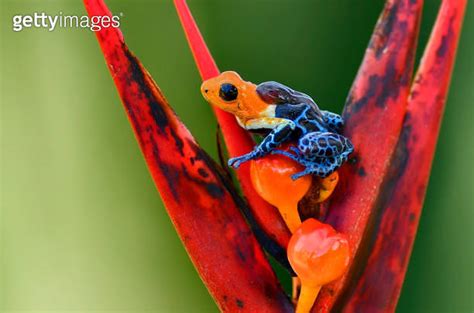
[173, 0, 292, 249]
[341, 1, 467, 312]
[83, 0, 293, 311]
[314, 0, 424, 311]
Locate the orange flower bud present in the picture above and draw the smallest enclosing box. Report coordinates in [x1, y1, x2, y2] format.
[250, 153, 311, 233]
[288, 218, 350, 313]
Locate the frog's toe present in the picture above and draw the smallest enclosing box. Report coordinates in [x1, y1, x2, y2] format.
[291, 170, 311, 180]
[289, 146, 300, 154]
[228, 157, 241, 169]
[228, 156, 250, 169]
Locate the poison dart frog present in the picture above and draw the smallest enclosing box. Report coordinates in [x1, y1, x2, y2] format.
[201, 71, 354, 180]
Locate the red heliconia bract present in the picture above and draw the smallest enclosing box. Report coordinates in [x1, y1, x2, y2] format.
[342, 1, 467, 312]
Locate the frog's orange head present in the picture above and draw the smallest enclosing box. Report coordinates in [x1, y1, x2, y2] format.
[201, 71, 265, 118]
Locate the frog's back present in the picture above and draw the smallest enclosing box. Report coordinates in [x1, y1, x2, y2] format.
[256, 81, 322, 116]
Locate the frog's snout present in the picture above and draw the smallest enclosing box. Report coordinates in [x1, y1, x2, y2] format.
[200, 80, 214, 103]
[200, 81, 209, 96]
[201, 83, 209, 94]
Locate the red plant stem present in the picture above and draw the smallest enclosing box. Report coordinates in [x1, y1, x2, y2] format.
[342, 1, 467, 311]
[83, 0, 293, 311]
[314, 0, 424, 311]
[173, 0, 291, 248]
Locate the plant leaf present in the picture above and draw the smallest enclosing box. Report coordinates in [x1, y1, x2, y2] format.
[341, 1, 467, 311]
[314, 0, 424, 311]
[83, 0, 293, 311]
[173, 0, 292, 249]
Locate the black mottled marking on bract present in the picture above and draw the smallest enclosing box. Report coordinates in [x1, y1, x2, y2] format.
[155, 159, 181, 202]
[436, 15, 455, 59]
[149, 138, 181, 202]
[358, 166, 367, 177]
[122, 99, 144, 139]
[436, 34, 450, 58]
[206, 183, 225, 199]
[348, 154, 359, 165]
[169, 129, 185, 156]
[180, 163, 225, 200]
[372, 1, 399, 59]
[125, 50, 169, 132]
[124, 49, 187, 158]
[401, 33, 418, 87]
[347, 74, 380, 115]
[107, 47, 184, 200]
[236, 246, 247, 262]
[375, 56, 400, 109]
[198, 168, 209, 178]
[348, 55, 403, 115]
[236, 299, 244, 309]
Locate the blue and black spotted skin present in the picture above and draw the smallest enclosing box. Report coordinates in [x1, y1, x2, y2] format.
[256, 81, 354, 180]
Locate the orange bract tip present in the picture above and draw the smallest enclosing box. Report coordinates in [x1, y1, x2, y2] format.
[288, 218, 350, 287]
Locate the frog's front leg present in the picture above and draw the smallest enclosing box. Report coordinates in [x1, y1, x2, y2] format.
[321, 110, 344, 133]
[228, 118, 296, 169]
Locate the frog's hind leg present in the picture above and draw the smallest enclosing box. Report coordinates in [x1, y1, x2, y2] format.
[273, 131, 353, 179]
[294, 132, 353, 179]
[228, 120, 295, 169]
[291, 156, 344, 180]
[298, 131, 353, 160]
[321, 110, 344, 133]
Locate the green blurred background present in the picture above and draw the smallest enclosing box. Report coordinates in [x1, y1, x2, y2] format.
[1, 0, 472, 312]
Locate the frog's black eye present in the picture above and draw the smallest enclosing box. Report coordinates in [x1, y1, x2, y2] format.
[219, 83, 238, 101]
